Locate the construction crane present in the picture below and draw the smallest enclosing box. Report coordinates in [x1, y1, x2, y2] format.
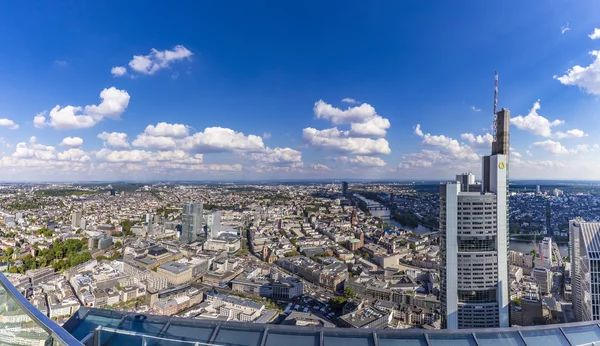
[493, 71, 498, 143]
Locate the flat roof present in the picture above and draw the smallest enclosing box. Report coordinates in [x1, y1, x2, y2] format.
[64, 307, 600, 346]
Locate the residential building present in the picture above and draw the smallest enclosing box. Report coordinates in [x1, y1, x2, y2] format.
[439, 107, 510, 329]
[71, 210, 82, 229]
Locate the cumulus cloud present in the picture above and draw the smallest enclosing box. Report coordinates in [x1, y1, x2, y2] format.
[461, 132, 494, 149]
[0, 118, 19, 130]
[35, 87, 130, 130]
[554, 129, 587, 139]
[132, 134, 177, 150]
[341, 98, 358, 104]
[178, 127, 265, 153]
[98, 132, 130, 149]
[532, 140, 571, 154]
[13, 137, 56, 160]
[248, 147, 302, 166]
[111, 66, 127, 77]
[59, 137, 83, 148]
[313, 100, 390, 137]
[57, 148, 91, 162]
[302, 127, 391, 155]
[128, 45, 193, 75]
[555, 51, 600, 95]
[143, 122, 189, 137]
[414, 124, 479, 161]
[311, 163, 331, 172]
[337, 155, 386, 167]
[589, 28, 600, 40]
[510, 100, 564, 137]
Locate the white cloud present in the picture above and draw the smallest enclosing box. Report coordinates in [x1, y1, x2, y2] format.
[111, 66, 127, 77]
[510, 100, 564, 137]
[461, 132, 494, 148]
[302, 127, 391, 155]
[561, 22, 570, 34]
[57, 148, 90, 162]
[12, 137, 56, 160]
[143, 122, 189, 137]
[98, 132, 130, 149]
[59, 137, 83, 148]
[532, 140, 570, 154]
[589, 28, 600, 40]
[414, 124, 479, 161]
[414, 124, 424, 137]
[132, 134, 177, 150]
[349, 155, 386, 167]
[33, 112, 47, 128]
[37, 87, 130, 130]
[313, 100, 390, 137]
[0, 118, 19, 130]
[311, 164, 331, 172]
[341, 98, 358, 104]
[471, 106, 481, 112]
[554, 129, 587, 139]
[556, 51, 600, 95]
[178, 127, 265, 153]
[263, 132, 271, 139]
[248, 147, 302, 165]
[128, 45, 193, 75]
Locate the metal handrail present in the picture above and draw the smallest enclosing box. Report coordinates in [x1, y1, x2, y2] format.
[0, 272, 83, 345]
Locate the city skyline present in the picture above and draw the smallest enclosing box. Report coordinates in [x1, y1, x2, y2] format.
[1, 2, 600, 181]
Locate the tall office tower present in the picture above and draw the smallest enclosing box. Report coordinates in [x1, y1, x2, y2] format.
[456, 173, 477, 192]
[181, 202, 203, 243]
[342, 181, 349, 196]
[440, 107, 510, 329]
[541, 237, 552, 267]
[205, 211, 222, 240]
[71, 210, 81, 229]
[536, 185, 541, 195]
[570, 218, 600, 321]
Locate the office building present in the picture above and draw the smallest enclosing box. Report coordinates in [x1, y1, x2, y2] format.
[440, 107, 510, 329]
[536, 185, 541, 195]
[541, 237, 552, 267]
[157, 262, 193, 285]
[88, 235, 113, 250]
[455, 173, 476, 192]
[205, 211, 221, 240]
[71, 210, 82, 229]
[181, 202, 203, 243]
[342, 181, 348, 196]
[570, 218, 600, 321]
[532, 266, 552, 295]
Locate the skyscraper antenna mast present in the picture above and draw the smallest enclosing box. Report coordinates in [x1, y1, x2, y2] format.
[493, 71, 498, 143]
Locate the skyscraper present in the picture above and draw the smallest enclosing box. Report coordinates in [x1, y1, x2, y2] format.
[205, 211, 221, 240]
[440, 107, 510, 329]
[342, 181, 348, 196]
[570, 218, 600, 322]
[71, 210, 81, 229]
[181, 202, 203, 243]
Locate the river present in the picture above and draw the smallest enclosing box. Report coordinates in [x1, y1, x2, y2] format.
[509, 240, 568, 258]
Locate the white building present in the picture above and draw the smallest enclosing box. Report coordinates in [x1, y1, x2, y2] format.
[570, 218, 600, 322]
[205, 211, 222, 240]
[71, 210, 82, 229]
[532, 266, 552, 294]
[440, 108, 510, 329]
[540, 237, 552, 267]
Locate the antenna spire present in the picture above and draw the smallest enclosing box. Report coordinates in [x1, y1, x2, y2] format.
[493, 71, 498, 143]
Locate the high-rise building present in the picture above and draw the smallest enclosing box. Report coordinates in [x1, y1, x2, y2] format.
[540, 237, 552, 267]
[532, 266, 552, 294]
[440, 107, 510, 329]
[181, 202, 203, 244]
[205, 211, 221, 240]
[342, 181, 348, 196]
[536, 185, 541, 195]
[71, 210, 82, 229]
[455, 173, 480, 192]
[570, 218, 600, 321]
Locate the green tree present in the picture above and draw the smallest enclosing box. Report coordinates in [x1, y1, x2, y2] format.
[344, 287, 355, 299]
[114, 241, 122, 248]
[5, 247, 13, 258]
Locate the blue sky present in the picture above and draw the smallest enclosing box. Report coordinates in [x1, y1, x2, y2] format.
[0, 1, 599, 181]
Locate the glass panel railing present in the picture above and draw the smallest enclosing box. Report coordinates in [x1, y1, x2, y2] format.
[96, 327, 217, 345]
[0, 273, 83, 346]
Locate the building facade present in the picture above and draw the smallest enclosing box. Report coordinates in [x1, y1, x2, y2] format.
[181, 202, 203, 243]
[440, 108, 510, 329]
[570, 218, 600, 322]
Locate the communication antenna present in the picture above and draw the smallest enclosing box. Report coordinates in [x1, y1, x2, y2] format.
[493, 71, 498, 142]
